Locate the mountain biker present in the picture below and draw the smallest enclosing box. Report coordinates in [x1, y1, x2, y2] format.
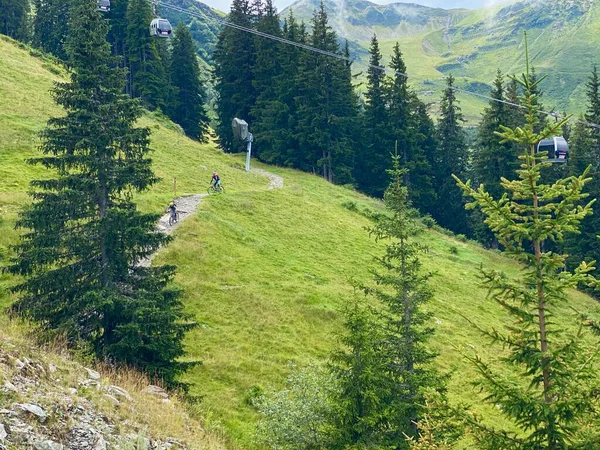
[168, 201, 177, 219]
[211, 172, 221, 189]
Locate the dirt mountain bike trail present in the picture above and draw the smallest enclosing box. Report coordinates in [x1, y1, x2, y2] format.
[138, 168, 283, 267]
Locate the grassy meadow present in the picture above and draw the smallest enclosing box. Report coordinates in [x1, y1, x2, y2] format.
[2, 35, 600, 449]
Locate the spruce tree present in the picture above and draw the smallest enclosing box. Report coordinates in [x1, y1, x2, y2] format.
[213, 0, 256, 152]
[0, 0, 31, 42]
[294, 1, 356, 183]
[471, 71, 521, 246]
[333, 155, 442, 448]
[168, 22, 209, 140]
[432, 75, 469, 235]
[250, 0, 282, 160]
[454, 48, 600, 449]
[106, 0, 129, 75]
[8, 0, 194, 386]
[252, 12, 303, 166]
[32, 0, 71, 60]
[357, 34, 390, 196]
[387, 43, 436, 212]
[126, 0, 168, 110]
[331, 299, 385, 447]
[564, 65, 600, 280]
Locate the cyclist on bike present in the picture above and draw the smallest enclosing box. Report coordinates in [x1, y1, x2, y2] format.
[211, 172, 221, 189]
[168, 201, 177, 219]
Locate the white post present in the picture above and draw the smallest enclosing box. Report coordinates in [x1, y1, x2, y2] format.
[245, 133, 253, 172]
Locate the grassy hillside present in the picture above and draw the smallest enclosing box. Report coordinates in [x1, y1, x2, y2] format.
[3, 34, 600, 450]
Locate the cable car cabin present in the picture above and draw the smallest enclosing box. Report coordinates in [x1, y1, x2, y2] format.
[232, 118, 249, 141]
[536, 136, 569, 163]
[150, 19, 172, 38]
[97, 0, 110, 12]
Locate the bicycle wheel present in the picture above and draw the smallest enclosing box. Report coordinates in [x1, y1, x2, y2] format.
[208, 185, 215, 194]
[169, 215, 175, 226]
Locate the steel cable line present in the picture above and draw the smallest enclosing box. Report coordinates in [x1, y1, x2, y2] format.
[153, 0, 600, 130]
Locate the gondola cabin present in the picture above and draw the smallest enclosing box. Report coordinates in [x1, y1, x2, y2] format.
[536, 136, 569, 163]
[150, 18, 172, 38]
[98, 0, 110, 12]
[232, 118, 249, 141]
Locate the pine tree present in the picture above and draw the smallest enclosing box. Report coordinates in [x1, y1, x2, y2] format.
[0, 0, 31, 42]
[32, 0, 71, 60]
[386, 43, 436, 212]
[250, 0, 282, 160]
[432, 75, 469, 235]
[563, 65, 600, 281]
[252, 12, 303, 166]
[356, 34, 390, 196]
[333, 155, 443, 448]
[107, 0, 129, 74]
[410, 99, 438, 218]
[471, 71, 521, 246]
[454, 46, 600, 449]
[294, 1, 357, 183]
[213, 0, 256, 152]
[8, 0, 194, 386]
[168, 23, 209, 140]
[331, 299, 385, 447]
[125, 0, 168, 110]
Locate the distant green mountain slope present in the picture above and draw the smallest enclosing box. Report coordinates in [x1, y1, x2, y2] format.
[162, 0, 224, 64]
[283, 0, 469, 41]
[282, 0, 600, 120]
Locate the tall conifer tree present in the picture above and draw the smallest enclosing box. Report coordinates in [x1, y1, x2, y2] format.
[432, 75, 469, 234]
[564, 65, 600, 279]
[294, 1, 357, 183]
[454, 48, 600, 449]
[387, 43, 436, 212]
[169, 23, 209, 140]
[8, 0, 193, 385]
[32, 0, 70, 60]
[126, 0, 168, 110]
[357, 34, 389, 196]
[0, 0, 31, 42]
[471, 71, 520, 246]
[333, 156, 443, 448]
[250, 0, 282, 159]
[213, 0, 256, 152]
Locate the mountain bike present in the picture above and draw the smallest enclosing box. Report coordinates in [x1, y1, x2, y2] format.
[168, 210, 180, 226]
[208, 183, 224, 194]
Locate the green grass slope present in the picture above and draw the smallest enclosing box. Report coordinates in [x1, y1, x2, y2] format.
[2, 35, 600, 449]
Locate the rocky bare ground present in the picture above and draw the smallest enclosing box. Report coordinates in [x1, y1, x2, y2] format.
[0, 339, 203, 450]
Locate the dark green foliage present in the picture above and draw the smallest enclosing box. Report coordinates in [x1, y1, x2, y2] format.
[126, 0, 168, 110]
[8, 0, 194, 386]
[564, 65, 600, 282]
[432, 75, 469, 235]
[454, 48, 600, 448]
[357, 34, 390, 196]
[387, 44, 436, 213]
[332, 155, 443, 448]
[32, 0, 70, 60]
[251, 12, 303, 166]
[168, 23, 209, 140]
[106, 0, 129, 72]
[250, 0, 282, 160]
[471, 71, 521, 247]
[293, 1, 358, 183]
[331, 299, 385, 447]
[0, 0, 31, 42]
[213, 0, 256, 152]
